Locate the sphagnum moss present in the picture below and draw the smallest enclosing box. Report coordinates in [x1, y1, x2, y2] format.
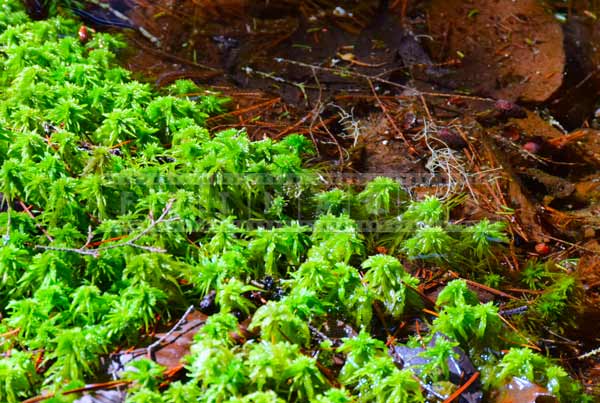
[0, 1, 591, 402]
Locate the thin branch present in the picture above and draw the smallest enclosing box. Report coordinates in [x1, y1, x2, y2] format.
[22, 380, 131, 403]
[207, 97, 281, 123]
[0, 327, 20, 338]
[147, 305, 195, 360]
[275, 57, 494, 102]
[34, 245, 100, 257]
[418, 379, 447, 400]
[308, 324, 334, 345]
[498, 314, 542, 351]
[578, 345, 600, 360]
[242, 66, 316, 104]
[35, 199, 177, 257]
[4, 205, 10, 244]
[125, 199, 175, 245]
[448, 271, 519, 300]
[82, 225, 94, 248]
[18, 201, 53, 242]
[367, 78, 417, 155]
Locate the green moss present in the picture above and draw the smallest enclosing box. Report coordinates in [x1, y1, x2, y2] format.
[492, 348, 590, 403]
[0, 1, 589, 402]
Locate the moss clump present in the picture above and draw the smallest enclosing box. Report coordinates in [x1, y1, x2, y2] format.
[0, 1, 590, 402]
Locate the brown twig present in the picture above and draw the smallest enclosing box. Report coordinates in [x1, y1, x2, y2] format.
[542, 233, 600, 254]
[497, 314, 542, 351]
[422, 308, 439, 317]
[275, 57, 494, 102]
[130, 37, 221, 72]
[442, 371, 480, 403]
[18, 201, 53, 242]
[504, 287, 544, 295]
[207, 97, 281, 123]
[547, 129, 589, 148]
[155, 70, 221, 87]
[373, 301, 391, 337]
[577, 346, 600, 360]
[448, 271, 518, 300]
[0, 327, 20, 338]
[367, 79, 417, 155]
[275, 112, 313, 139]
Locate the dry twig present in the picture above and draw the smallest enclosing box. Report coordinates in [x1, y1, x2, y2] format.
[36, 199, 178, 258]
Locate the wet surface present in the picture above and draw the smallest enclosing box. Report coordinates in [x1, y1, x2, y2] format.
[492, 377, 558, 403]
[392, 333, 483, 403]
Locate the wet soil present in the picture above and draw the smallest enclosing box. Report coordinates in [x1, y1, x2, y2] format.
[427, 0, 565, 103]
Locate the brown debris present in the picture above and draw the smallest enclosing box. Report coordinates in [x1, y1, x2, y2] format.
[427, 0, 565, 102]
[480, 133, 549, 243]
[352, 113, 424, 175]
[550, 16, 600, 128]
[152, 311, 207, 369]
[492, 377, 557, 403]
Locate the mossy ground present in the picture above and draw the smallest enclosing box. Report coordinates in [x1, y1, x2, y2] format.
[0, 1, 594, 402]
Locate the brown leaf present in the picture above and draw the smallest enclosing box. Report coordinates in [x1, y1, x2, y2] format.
[152, 311, 207, 369]
[427, 0, 565, 103]
[493, 377, 557, 403]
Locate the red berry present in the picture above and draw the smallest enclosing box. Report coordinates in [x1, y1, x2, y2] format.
[495, 99, 513, 111]
[78, 25, 90, 43]
[494, 99, 526, 118]
[523, 141, 541, 154]
[535, 242, 550, 255]
[375, 246, 388, 254]
[503, 126, 521, 141]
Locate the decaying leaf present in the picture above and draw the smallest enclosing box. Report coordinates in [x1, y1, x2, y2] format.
[427, 0, 565, 103]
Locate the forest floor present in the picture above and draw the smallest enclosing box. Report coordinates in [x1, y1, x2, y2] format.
[13, 0, 600, 401]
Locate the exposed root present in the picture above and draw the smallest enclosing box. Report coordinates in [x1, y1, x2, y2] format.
[330, 103, 362, 147]
[417, 120, 475, 200]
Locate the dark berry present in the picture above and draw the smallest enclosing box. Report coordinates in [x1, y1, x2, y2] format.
[495, 99, 513, 111]
[262, 276, 275, 290]
[437, 128, 467, 149]
[199, 290, 218, 314]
